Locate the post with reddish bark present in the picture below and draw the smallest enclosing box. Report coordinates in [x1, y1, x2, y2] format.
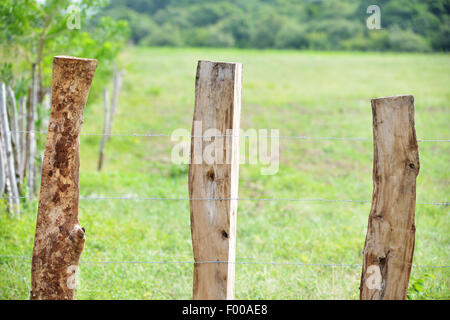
[30, 56, 97, 300]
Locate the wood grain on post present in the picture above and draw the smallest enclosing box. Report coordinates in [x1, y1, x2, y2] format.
[189, 60, 242, 300]
[30, 56, 97, 300]
[360, 95, 419, 300]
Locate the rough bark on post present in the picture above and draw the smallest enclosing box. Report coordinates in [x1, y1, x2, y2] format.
[189, 60, 242, 300]
[97, 87, 109, 171]
[30, 56, 97, 300]
[0, 83, 20, 216]
[360, 95, 419, 300]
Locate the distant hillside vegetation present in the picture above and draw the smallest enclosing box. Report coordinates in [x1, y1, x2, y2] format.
[104, 0, 449, 52]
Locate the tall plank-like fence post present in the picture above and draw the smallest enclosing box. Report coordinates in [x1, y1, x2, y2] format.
[0, 83, 20, 216]
[360, 95, 419, 300]
[189, 60, 242, 300]
[30, 56, 97, 300]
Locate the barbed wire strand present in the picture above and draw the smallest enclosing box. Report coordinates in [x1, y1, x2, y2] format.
[10, 130, 450, 142]
[0, 195, 448, 206]
[0, 255, 448, 269]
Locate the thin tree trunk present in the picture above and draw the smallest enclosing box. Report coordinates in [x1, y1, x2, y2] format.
[30, 56, 97, 300]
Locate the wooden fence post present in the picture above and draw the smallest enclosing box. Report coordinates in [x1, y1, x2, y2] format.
[19, 96, 27, 184]
[189, 60, 242, 300]
[0, 134, 5, 195]
[0, 83, 20, 216]
[360, 95, 419, 300]
[7, 86, 21, 183]
[30, 56, 97, 300]
[27, 63, 38, 197]
[98, 87, 109, 171]
[106, 68, 124, 140]
[0, 126, 5, 194]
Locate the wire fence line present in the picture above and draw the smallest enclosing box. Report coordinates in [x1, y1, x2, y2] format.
[0, 195, 448, 206]
[1, 255, 448, 269]
[10, 130, 450, 142]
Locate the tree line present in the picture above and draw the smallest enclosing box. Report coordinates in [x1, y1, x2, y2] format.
[104, 0, 449, 52]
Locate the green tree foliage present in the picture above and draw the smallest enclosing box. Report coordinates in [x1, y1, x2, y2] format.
[105, 0, 449, 52]
[0, 0, 130, 101]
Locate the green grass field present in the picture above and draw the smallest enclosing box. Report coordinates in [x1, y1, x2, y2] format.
[1, 47, 449, 299]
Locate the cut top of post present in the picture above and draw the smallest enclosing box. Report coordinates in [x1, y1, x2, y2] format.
[50, 56, 97, 137]
[53, 55, 98, 62]
[370, 94, 418, 162]
[196, 60, 242, 82]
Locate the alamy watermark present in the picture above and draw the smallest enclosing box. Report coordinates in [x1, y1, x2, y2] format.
[66, 264, 81, 290]
[67, 5, 81, 30]
[365, 265, 382, 290]
[171, 121, 279, 175]
[366, 5, 381, 30]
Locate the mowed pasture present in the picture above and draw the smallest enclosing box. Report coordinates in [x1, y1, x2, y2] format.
[1, 47, 449, 299]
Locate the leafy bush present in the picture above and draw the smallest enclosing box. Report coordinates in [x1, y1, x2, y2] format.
[275, 22, 308, 49]
[103, 6, 156, 44]
[141, 24, 183, 47]
[388, 27, 432, 52]
[183, 26, 235, 48]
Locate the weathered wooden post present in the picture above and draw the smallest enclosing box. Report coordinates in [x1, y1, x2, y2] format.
[0, 129, 5, 195]
[98, 87, 109, 171]
[7, 86, 21, 181]
[27, 63, 38, 197]
[18, 96, 27, 184]
[189, 60, 242, 300]
[106, 68, 124, 140]
[30, 56, 97, 300]
[360, 95, 419, 300]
